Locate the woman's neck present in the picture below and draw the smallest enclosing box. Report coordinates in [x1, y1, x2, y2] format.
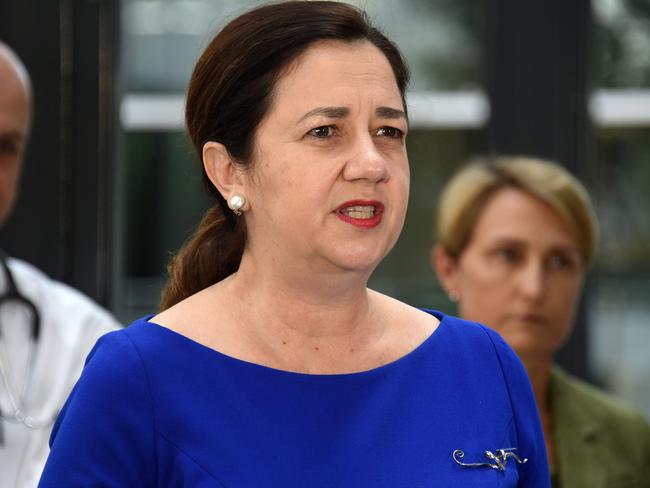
[521, 355, 555, 470]
[217, 255, 392, 373]
[523, 357, 552, 408]
[232, 252, 377, 336]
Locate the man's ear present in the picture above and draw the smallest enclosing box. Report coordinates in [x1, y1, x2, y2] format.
[431, 245, 459, 297]
[203, 141, 244, 199]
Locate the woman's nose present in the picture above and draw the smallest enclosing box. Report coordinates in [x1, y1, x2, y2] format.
[517, 260, 546, 302]
[342, 135, 390, 183]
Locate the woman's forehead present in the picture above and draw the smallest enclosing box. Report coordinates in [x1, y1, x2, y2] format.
[269, 40, 401, 109]
[471, 188, 579, 246]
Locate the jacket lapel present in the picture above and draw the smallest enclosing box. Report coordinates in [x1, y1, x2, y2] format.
[551, 366, 606, 488]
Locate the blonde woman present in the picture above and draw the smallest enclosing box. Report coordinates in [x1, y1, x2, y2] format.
[433, 156, 650, 487]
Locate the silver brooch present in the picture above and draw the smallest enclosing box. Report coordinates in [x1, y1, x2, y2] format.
[453, 448, 528, 472]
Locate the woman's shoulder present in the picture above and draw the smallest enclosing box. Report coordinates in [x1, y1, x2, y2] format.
[372, 289, 516, 362]
[76, 316, 181, 389]
[42, 318, 158, 486]
[422, 312, 537, 411]
[552, 366, 650, 431]
[552, 366, 650, 483]
[379, 296, 527, 387]
[419, 308, 516, 358]
[76, 320, 153, 384]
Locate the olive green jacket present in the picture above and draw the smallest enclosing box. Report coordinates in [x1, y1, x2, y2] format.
[551, 366, 650, 488]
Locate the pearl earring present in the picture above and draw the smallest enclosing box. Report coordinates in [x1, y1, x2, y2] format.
[229, 194, 246, 215]
[448, 290, 460, 302]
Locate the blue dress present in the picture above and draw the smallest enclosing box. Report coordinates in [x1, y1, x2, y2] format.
[39, 310, 549, 487]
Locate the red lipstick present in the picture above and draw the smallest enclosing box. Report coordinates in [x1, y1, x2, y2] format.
[334, 200, 384, 228]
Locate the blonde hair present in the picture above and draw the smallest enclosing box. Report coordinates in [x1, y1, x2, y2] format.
[436, 156, 599, 266]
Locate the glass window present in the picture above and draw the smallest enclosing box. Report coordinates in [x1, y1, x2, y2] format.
[588, 0, 650, 416]
[587, 128, 650, 416]
[592, 0, 650, 88]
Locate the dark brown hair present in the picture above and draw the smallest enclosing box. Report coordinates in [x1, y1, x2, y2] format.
[161, 0, 410, 310]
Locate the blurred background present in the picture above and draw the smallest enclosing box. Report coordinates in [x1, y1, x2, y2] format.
[1, 0, 649, 415]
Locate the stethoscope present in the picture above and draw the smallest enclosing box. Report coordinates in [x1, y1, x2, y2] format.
[0, 249, 50, 430]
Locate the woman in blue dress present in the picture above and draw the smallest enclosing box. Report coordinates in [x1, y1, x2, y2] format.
[39, 2, 549, 486]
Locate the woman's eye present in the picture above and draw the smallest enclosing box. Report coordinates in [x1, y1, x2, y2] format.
[495, 248, 518, 263]
[308, 126, 334, 138]
[376, 126, 404, 139]
[547, 254, 575, 270]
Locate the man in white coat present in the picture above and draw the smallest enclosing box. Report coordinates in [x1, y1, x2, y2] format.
[0, 42, 120, 487]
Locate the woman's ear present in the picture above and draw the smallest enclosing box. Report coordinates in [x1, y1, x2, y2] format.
[431, 245, 460, 299]
[203, 141, 244, 199]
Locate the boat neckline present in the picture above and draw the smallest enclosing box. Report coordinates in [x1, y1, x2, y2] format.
[138, 309, 449, 379]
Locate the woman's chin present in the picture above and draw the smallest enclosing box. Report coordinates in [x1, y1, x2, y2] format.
[326, 251, 385, 275]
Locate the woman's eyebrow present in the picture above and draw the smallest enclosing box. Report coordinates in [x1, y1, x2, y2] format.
[376, 106, 405, 119]
[296, 106, 406, 124]
[298, 106, 349, 123]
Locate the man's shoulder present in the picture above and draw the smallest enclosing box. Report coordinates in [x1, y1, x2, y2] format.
[7, 256, 120, 331]
[8, 256, 99, 307]
[7, 256, 54, 284]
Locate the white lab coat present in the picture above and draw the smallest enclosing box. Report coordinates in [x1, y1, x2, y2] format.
[0, 257, 120, 487]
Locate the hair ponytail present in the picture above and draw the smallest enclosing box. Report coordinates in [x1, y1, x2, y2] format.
[159, 202, 245, 310]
